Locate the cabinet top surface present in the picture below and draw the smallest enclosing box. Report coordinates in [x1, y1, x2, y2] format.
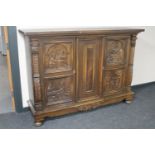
[19, 27, 144, 36]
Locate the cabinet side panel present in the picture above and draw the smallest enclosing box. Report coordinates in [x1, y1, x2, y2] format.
[30, 38, 43, 110]
[24, 36, 34, 104]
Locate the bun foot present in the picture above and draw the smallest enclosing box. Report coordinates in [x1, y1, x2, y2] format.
[125, 100, 132, 104]
[35, 121, 43, 127]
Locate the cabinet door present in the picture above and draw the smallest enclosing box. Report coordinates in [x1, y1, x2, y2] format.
[77, 38, 101, 101]
[103, 36, 130, 95]
[41, 38, 75, 106]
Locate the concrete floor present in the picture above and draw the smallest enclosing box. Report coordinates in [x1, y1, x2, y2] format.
[0, 53, 12, 113]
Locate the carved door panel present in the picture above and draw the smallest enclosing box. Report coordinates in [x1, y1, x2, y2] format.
[44, 76, 75, 105]
[104, 69, 125, 95]
[41, 38, 75, 106]
[42, 38, 74, 74]
[77, 38, 101, 100]
[104, 36, 130, 68]
[103, 36, 130, 95]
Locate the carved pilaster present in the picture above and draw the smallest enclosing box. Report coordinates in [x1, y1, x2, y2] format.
[30, 39, 40, 53]
[30, 38, 43, 111]
[129, 35, 137, 65]
[126, 35, 137, 89]
[131, 35, 137, 47]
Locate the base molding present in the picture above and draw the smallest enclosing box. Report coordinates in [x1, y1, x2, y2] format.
[28, 91, 134, 126]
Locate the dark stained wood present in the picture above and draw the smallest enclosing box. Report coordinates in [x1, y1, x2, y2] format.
[20, 28, 144, 125]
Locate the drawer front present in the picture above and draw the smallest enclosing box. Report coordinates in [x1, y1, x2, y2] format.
[77, 38, 101, 100]
[40, 37, 76, 106]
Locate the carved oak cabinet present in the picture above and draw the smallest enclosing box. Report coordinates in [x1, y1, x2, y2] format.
[19, 28, 144, 126]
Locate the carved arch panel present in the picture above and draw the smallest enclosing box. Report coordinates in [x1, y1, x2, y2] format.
[43, 40, 74, 74]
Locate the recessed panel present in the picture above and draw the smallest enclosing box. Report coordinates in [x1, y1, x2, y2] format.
[78, 38, 100, 100]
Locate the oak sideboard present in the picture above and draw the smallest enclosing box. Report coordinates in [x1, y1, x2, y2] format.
[19, 28, 144, 126]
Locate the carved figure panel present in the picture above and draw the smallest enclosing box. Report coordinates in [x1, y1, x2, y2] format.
[43, 42, 73, 74]
[45, 77, 74, 105]
[104, 70, 124, 94]
[105, 39, 127, 66]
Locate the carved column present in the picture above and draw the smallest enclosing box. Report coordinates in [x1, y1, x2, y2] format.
[30, 38, 43, 111]
[126, 35, 137, 92]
